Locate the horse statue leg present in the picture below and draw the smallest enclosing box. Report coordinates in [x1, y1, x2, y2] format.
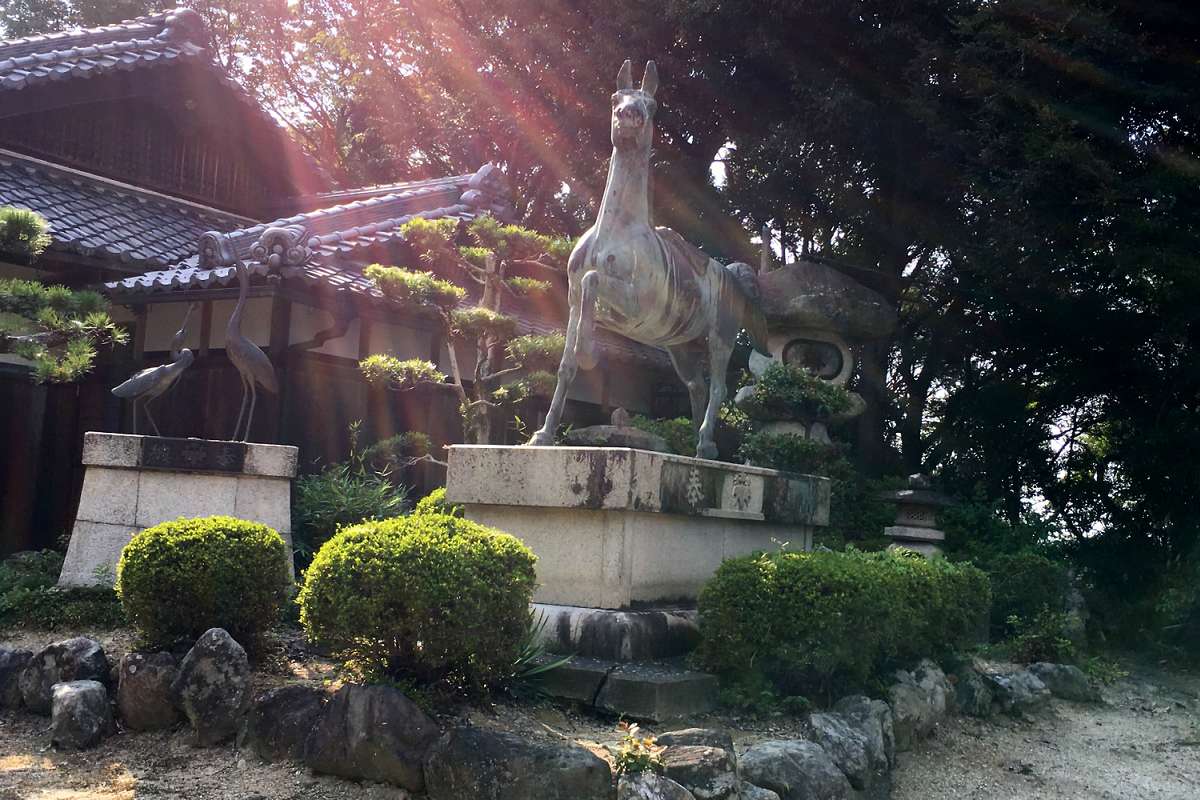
[527, 270, 600, 445]
[666, 344, 709, 435]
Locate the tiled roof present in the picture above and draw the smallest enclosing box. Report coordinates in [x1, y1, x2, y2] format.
[0, 148, 250, 268]
[0, 8, 328, 190]
[0, 8, 209, 92]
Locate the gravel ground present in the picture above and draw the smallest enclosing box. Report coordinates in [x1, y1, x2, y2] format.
[3, 627, 1197, 799]
[892, 663, 1200, 800]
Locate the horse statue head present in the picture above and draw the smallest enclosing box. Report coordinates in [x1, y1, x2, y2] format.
[611, 60, 659, 153]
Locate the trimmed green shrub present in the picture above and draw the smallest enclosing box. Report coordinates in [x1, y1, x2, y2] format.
[629, 415, 695, 456]
[293, 461, 410, 565]
[116, 516, 290, 649]
[297, 514, 536, 696]
[697, 548, 990, 701]
[413, 486, 463, 517]
[736, 363, 854, 420]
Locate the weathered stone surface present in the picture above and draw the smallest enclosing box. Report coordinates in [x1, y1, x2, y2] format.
[117, 652, 181, 731]
[888, 658, 950, 752]
[739, 782, 781, 800]
[833, 695, 895, 769]
[1029, 663, 1100, 703]
[618, 772, 695, 800]
[950, 666, 994, 717]
[985, 669, 1051, 716]
[50, 680, 114, 750]
[660, 745, 738, 800]
[19, 637, 110, 715]
[246, 684, 326, 762]
[534, 604, 700, 662]
[423, 727, 614, 800]
[806, 713, 872, 791]
[564, 425, 671, 453]
[0, 647, 32, 709]
[595, 663, 719, 722]
[656, 728, 734, 753]
[740, 740, 853, 800]
[171, 628, 252, 745]
[757, 259, 898, 340]
[304, 684, 438, 790]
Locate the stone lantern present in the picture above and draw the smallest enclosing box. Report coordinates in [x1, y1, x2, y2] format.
[753, 259, 896, 441]
[880, 474, 953, 557]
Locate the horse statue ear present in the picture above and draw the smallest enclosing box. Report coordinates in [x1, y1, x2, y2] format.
[617, 59, 633, 90]
[641, 60, 659, 97]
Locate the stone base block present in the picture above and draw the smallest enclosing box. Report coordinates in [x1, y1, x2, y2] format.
[59, 433, 298, 587]
[884, 524, 945, 558]
[535, 656, 718, 722]
[533, 603, 700, 662]
[447, 446, 828, 608]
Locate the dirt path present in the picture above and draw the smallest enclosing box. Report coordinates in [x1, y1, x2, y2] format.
[893, 665, 1200, 800]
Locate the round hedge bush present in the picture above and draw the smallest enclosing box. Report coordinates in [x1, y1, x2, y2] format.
[116, 516, 290, 649]
[297, 513, 537, 695]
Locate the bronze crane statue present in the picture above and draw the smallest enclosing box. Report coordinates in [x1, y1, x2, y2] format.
[227, 260, 278, 441]
[112, 302, 197, 436]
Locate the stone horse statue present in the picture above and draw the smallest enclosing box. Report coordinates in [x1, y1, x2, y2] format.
[527, 60, 770, 459]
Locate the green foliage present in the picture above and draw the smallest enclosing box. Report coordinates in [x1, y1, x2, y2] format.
[0, 277, 127, 382]
[505, 276, 552, 295]
[1002, 610, 1076, 664]
[697, 548, 990, 700]
[0, 206, 51, 261]
[738, 432, 847, 475]
[504, 333, 564, 367]
[364, 264, 466, 309]
[466, 215, 572, 267]
[1082, 655, 1129, 685]
[504, 609, 573, 698]
[116, 516, 290, 649]
[0, 550, 125, 631]
[359, 355, 445, 388]
[982, 551, 1070, 639]
[413, 487, 463, 517]
[611, 721, 665, 776]
[629, 415, 695, 457]
[361, 431, 432, 468]
[297, 514, 537, 697]
[293, 424, 411, 567]
[449, 306, 517, 340]
[738, 364, 854, 420]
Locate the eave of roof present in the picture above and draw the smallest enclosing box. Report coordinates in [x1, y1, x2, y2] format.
[0, 147, 251, 268]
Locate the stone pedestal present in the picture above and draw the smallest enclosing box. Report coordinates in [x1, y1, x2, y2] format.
[59, 432, 298, 587]
[446, 445, 829, 609]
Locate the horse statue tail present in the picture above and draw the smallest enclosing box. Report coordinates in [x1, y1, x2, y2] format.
[724, 261, 772, 356]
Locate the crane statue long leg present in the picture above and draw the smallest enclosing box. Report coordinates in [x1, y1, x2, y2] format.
[225, 260, 279, 443]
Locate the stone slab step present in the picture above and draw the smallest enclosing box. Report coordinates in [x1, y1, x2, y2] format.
[533, 655, 718, 722]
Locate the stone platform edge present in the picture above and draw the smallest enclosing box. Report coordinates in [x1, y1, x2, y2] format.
[82, 432, 298, 478]
[446, 444, 830, 527]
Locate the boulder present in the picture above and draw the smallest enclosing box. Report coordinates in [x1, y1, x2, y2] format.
[1029, 663, 1100, 703]
[423, 727, 614, 800]
[833, 695, 895, 768]
[117, 652, 181, 731]
[618, 772, 695, 800]
[19, 637, 110, 715]
[171, 628, 252, 745]
[888, 659, 950, 752]
[0, 647, 32, 709]
[806, 713, 873, 791]
[660, 745, 738, 800]
[50, 680, 114, 750]
[656, 728, 735, 753]
[245, 684, 326, 762]
[985, 669, 1051, 716]
[740, 740, 853, 800]
[739, 782, 782, 800]
[950, 666, 994, 718]
[304, 684, 439, 790]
